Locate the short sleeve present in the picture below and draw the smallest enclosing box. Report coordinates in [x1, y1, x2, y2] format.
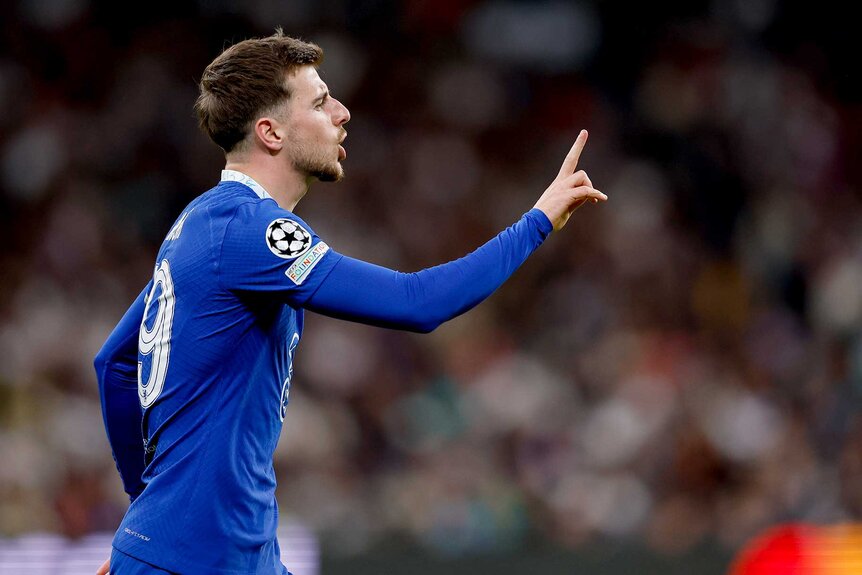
[218, 199, 342, 305]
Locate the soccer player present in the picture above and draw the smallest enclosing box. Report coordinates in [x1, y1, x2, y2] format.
[94, 31, 605, 575]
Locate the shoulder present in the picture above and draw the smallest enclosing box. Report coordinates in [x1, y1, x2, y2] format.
[224, 199, 321, 258]
[230, 198, 314, 230]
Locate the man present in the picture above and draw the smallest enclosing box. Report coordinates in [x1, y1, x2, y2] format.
[94, 31, 605, 574]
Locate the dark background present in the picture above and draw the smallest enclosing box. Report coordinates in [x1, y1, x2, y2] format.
[0, 0, 859, 573]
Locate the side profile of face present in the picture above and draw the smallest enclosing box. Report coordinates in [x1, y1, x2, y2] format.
[281, 65, 350, 182]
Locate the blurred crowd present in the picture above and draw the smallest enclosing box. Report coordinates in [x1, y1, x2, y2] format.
[0, 0, 859, 561]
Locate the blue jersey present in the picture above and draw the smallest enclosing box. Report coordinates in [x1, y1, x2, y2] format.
[114, 172, 339, 574]
[96, 170, 553, 574]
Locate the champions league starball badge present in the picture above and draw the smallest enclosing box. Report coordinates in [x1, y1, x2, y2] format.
[265, 218, 312, 259]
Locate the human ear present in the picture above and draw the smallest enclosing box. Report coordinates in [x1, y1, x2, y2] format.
[254, 117, 284, 152]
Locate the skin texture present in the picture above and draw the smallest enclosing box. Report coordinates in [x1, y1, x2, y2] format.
[532, 129, 606, 231]
[283, 66, 350, 183]
[224, 65, 351, 213]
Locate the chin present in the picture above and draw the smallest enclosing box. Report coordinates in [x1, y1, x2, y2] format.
[314, 163, 344, 183]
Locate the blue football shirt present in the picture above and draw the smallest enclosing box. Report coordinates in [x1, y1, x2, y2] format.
[113, 171, 340, 574]
[99, 169, 555, 574]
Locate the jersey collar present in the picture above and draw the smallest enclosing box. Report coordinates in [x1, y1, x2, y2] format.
[220, 170, 272, 200]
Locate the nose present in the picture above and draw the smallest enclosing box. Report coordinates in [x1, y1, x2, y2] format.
[333, 97, 350, 126]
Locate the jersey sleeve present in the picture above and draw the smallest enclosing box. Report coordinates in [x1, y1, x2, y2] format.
[218, 199, 342, 305]
[94, 283, 150, 503]
[305, 209, 553, 333]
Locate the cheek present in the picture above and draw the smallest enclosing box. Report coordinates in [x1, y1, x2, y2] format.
[287, 114, 334, 154]
[293, 118, 327, 142]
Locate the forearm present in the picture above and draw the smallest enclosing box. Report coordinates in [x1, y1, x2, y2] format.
[94, 285, 149, 502]
[305, 209, 552, 332]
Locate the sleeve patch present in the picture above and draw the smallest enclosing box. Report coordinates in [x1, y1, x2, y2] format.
[286, 242, 330, 285]
[266, 218, 312, 259]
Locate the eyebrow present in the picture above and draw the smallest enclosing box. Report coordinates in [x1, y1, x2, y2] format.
[313, 89, 329, 105]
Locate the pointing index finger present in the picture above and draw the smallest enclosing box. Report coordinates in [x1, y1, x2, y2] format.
[558, 129, 588, 177]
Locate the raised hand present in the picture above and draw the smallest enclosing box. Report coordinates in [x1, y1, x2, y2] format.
[533, 130, 606, 231]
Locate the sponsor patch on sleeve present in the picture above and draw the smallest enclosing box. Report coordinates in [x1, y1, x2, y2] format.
[285, 242, 330, 285]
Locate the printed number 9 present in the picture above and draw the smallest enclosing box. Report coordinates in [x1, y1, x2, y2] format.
[139, 259, 176, 408]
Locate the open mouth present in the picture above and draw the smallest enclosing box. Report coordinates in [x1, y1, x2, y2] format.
[338, 133, 347, 160]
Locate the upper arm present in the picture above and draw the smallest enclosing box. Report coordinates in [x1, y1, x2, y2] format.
[304, 255, 440, 333]
[95, 283, 150, 502]
[218, 200, 342, 306]
[304, 209, 553, 332]
[94, 282, 151, 379]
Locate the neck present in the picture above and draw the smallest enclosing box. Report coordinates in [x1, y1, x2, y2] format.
[224, 157, 312, 212]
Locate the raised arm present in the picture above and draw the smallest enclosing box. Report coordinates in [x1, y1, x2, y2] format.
[305, 209, 552, 332]
[305, 130, 605, 332]
[94, 283, 150, 502]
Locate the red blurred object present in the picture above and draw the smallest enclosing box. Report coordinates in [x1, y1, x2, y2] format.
[729, 524, 813, 575]
[730, 523, 862, 575]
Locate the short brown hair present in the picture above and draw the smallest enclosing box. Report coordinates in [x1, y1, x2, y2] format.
[195, 30, 323, 153]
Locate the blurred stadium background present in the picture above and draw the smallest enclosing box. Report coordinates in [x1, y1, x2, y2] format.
[0, 0, 859, 573]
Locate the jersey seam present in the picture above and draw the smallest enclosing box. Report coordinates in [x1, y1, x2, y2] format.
[216, 198, 252, 291]
[213, 195, 261, 293]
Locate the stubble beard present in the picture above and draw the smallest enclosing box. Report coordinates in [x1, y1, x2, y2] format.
[290, 141, 344, 183]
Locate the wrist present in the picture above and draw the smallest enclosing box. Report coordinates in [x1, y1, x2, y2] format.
[525, 208, 554, 237]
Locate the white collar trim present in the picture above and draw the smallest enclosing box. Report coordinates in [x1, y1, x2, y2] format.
[220, 169, 271, 199]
